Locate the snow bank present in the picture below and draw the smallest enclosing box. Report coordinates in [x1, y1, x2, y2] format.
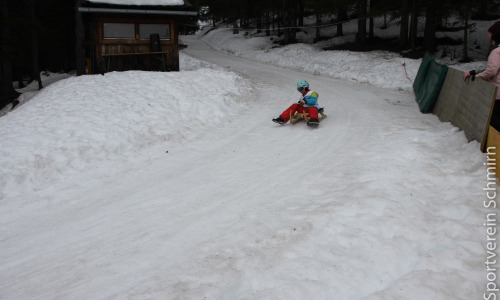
[200, 28, 421, 92]
[0, 66, 253, 199]
[197, 17, 498, 93]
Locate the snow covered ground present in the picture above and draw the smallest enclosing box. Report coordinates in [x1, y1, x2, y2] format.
[1, 18, 499, 299]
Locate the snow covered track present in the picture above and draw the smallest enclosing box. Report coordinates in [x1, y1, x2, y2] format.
[0, 35, 491, 299]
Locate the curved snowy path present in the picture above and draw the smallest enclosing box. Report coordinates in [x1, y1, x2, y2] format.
[179, 38, 486, 298]
[1, 37, 488, 299]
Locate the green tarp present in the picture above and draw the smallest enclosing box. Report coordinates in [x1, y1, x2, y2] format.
[413, 52, 448, 113]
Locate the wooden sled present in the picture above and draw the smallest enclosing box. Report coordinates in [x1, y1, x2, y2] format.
[290, 107, 327, 124]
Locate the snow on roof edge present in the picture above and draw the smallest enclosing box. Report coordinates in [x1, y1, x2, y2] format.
[86, 0, 185, 6]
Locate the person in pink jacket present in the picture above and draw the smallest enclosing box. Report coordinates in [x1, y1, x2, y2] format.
[464, 22, 500, 128]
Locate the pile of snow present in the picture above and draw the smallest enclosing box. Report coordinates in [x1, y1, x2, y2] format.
[0, 58, 252, 199]
[199, 30, 421, 91]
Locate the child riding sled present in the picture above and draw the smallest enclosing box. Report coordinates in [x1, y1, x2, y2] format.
[272, 80, 321, 127]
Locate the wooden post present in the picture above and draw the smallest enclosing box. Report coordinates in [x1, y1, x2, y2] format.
[75, 0, 86, 75]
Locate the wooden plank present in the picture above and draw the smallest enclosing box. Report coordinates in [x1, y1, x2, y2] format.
[432, 68, 458, 123]
[486, 126, 500, 180]
[433, 67, 498, 151]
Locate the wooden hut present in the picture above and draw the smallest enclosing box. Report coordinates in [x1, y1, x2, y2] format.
[77, 0, 197, 74]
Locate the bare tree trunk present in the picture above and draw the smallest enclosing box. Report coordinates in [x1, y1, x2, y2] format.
[0, 0, 19, 108]
[399, 0, 410, 49]
[337, 9, 346, 36]
[298, 0, 304, 27]
[423, 0, 437, 52]
[357, 0, 367, 44]
[265, 11, 270, 36]
[75, 0, 86, 75]
[315, 13, 321, 41]
[369, 17, 374, 39]
[283, 0, 297, 44]
[26, 0, 41, 90]
[368, 0, 374, 39]
[463, 16, 469, 61]
[409, 0, 419, 52]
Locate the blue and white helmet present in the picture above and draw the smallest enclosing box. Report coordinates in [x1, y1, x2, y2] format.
[297, 80, 309, 92]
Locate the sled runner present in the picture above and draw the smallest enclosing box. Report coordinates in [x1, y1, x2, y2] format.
[289, 107, 327, 124]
